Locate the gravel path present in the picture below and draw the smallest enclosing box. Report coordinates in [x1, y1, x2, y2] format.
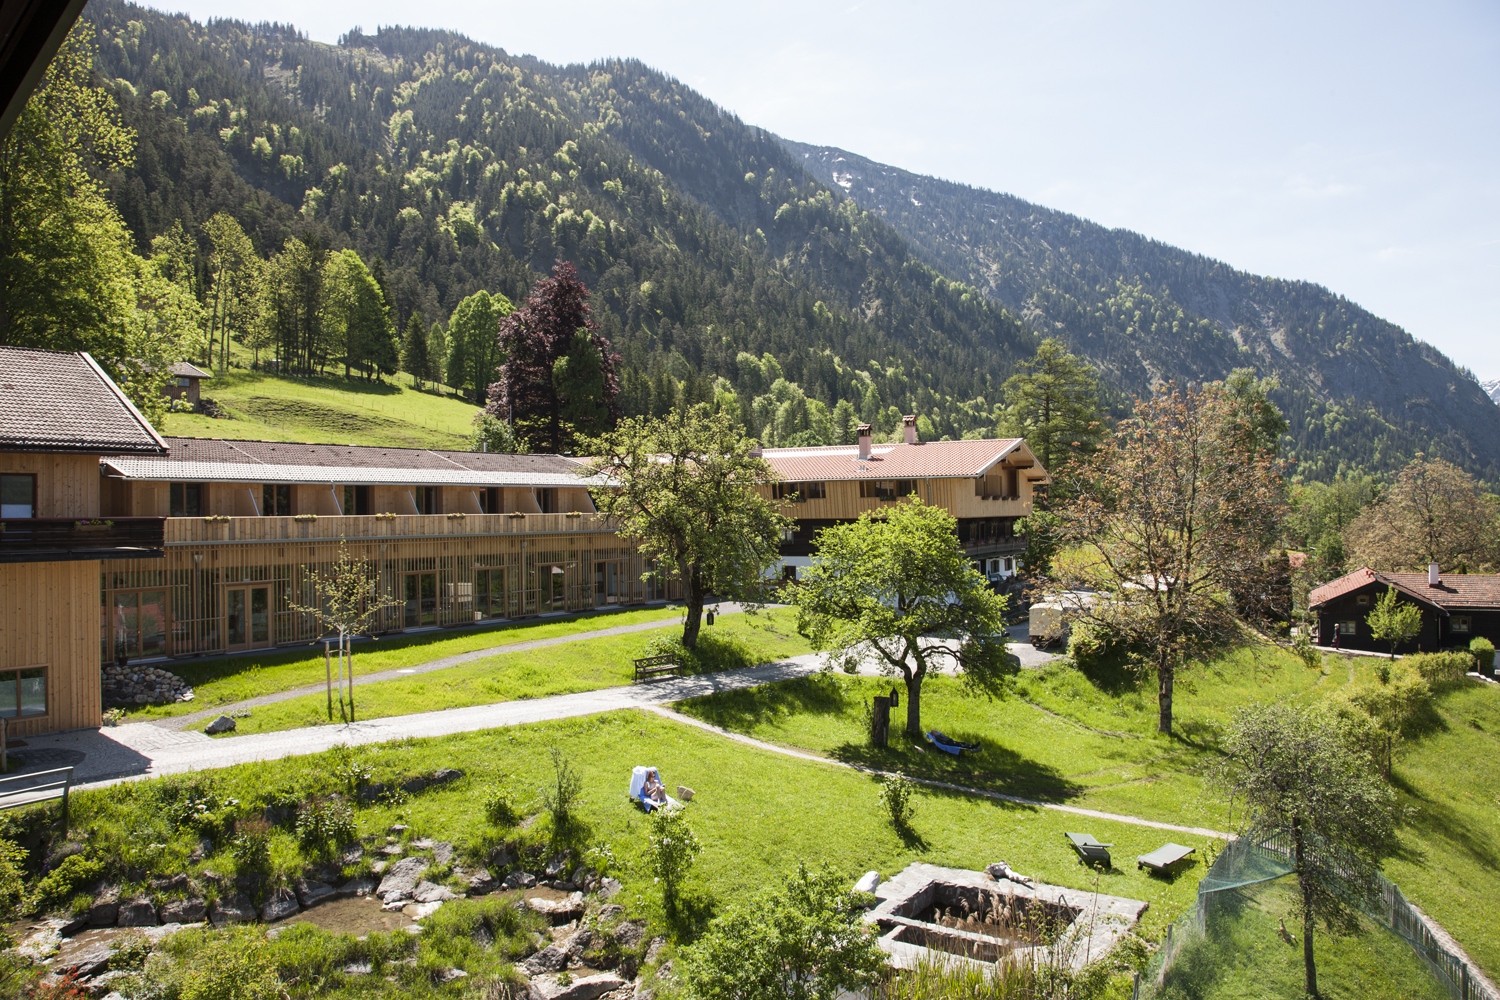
[155, 605, 751, 731]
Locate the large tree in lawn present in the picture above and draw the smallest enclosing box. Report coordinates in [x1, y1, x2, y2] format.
[1050, 380, 1288, 736]
[583, 406, 791, 649]
[793, 499, 1015, 737]
[487, 261, 620, 453]
[1212, 704, 1396, 998]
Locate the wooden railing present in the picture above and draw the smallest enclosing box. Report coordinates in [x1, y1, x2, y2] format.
[163, 511, 618, 545]
[0, 517, 165, 561]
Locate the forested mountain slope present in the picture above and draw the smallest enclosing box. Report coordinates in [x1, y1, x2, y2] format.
[79, 0, 1498, 480]
[84, 2, 1034, 444]
[783, 142, 1500, 482]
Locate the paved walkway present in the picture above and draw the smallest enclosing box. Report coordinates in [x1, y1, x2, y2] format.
[155, 605, 751, 731]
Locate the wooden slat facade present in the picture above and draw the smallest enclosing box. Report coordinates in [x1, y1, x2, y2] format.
[751, 476, 1034, 521]
[0, 452, 99, 517]
[99, 514, 667, 661]
[0, 559, 100, 737]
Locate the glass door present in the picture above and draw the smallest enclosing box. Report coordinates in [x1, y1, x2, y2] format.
[595, 561, 621, 606]
[225, 586, 270, 650]
[544, 565, 567, 613]
[404, 572, 438, 628]
[475, 568, 506, 619]
[109, 590, 170, 662]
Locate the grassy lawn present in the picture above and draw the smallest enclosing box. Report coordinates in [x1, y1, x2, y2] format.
[212, 609, 812, 735]
[1157, 879, 1447, 1000]
[129, 606, 689, 721]
[60, 708, 1201, 947]
[674, 647, 1500, 985]
[162, 369, 480, 450]
[674, 646, 1373, 832]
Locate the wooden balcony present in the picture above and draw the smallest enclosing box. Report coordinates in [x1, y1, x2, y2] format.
[162, 511, 619, 546]
[0, 517, 166, 563]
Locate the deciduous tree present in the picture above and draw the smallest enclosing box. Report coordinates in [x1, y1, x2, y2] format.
[1344, 457, 1499, 573]
[319, 249, 390, 380]
[792, 498, 1015, 737]
[1211, 704, 1397, 999]
[202, 212, 257, 371]
[1049, 381, 1288, 735]
[446, 289, 512, 403]
[1365, 587, 1423, 659]
[488, 261, 620, 453]
[583, 406, 791, 648]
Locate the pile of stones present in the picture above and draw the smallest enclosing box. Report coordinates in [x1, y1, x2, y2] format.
[101, 662, 194, 705]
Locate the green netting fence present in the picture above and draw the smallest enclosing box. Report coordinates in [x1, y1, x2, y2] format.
[1137, 833, 1497, 1000]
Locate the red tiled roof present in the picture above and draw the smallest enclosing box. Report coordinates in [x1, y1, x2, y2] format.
[1307, 566, 1500, 611]
[0, 347, 167, 455]
[761, 438, 1046, 482]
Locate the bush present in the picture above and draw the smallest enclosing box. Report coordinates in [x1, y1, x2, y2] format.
[1471, 637, 1495, 676]
[483, 783, 518, 825]
[231, 817, 272, 872]
[1405, 651, 1474, 691]
[539, 747, 582, 829]
[877, 772, 916, 829]
[150, 926, 282, 1000]
[0, 838, 26, 919]
[30, 854, 104, 913]
[294, 797, 356, 855]
[645, 808, 701, 904]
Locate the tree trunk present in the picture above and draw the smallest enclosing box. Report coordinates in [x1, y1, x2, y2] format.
[1294, 818, 1318, 997]
[681, 566, 705, 649]
[904, 672, 924, 737]
[1157, 657, 1175, 735]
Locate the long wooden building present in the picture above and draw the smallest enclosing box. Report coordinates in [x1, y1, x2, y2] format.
[1, 347, 168, 738]
[95, 437, 660, 661]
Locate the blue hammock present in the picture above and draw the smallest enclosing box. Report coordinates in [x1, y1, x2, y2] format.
[926, 730, 981, 756]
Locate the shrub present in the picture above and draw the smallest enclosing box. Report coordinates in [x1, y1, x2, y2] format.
[294, 797, 356, 855]
[30, 854, 104, 913]
[483, 783, 518, 825]
[877, 771, 916, 829]
[231, 817, 272, 872]
[539, 747, 582, 829]
[645, 808, 701, 905]
[152, 926, 282, 1000]
[1471, 637, 1495, 676]
[1405, 651, 1474, 691]
[0, 838, 26, 919]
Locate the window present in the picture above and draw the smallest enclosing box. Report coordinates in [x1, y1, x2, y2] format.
[340, 485, 370, 516]
[0, 473, 35, 518]
[537, 488, 557, 514]
[413, 486, 437, 514]
[861, 480, 912, 500]
[773, 481, 827, 502]
[1337, 621, 1357, 635]
[1453, 617, 1471, 633]
[1356, 595, 1370, 606]
[175, 377, 191, 388]
[1004, 558, 1014, 571]
[169, 482, 202, 517]
[0, 666, 46, 718]
[263, 484, 291, 516]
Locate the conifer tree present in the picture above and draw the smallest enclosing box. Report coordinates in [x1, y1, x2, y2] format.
[1000, 337, 1102, 472]
[401, 313, 430, 390]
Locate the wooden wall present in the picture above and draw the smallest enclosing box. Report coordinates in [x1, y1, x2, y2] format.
[108, 481, 596, 518]
[754, 475, 1033, 521]
[0, 559, 101, 736]
[0, 452, 101, 518]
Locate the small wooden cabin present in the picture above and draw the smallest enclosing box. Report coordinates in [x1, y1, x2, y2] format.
[1309, 565, 1500, 654]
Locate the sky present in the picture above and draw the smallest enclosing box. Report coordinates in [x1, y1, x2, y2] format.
[152, 0, 1500, 379]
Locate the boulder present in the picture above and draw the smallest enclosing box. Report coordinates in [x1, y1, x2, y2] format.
[56, 944, 114, 980]
[431, 768, 464, 785]
[203, 715, 236, 735]
[462, 868, 498, 895]
[526, 892, 585, 922]
[86, 887, 120, 927]
[544, 853, 571, 878]
[260, 887, 300, 923]
[853, 871, 881, 894]
[410, 837, 435, 851]
[612, 921, 646, 948]
[376, 856, 427, 899]
[432, 841, 455, 866]
[209, 892, 256, 925]
[400, 775, 429, 795]
[595, 904, 624, 922]
[413, 881, 460, 904]
[295, 879, 338, 908]
[405, 900, 444, 919]
[339, 844, 364, 865]
[435, 968, 469, 983]
[521, 943, 571, 975]
[151, 873, 190, 892]
[339, 876, 379, 897]
[380, 896, 410, 912]
[528, 972, 628, 1000]
[116, 897, 158, 927]
[157, 898, 207, 924]
[503, 871, 537, 890]
[597, 877, 622, 900]
[13, 919, 69, 960]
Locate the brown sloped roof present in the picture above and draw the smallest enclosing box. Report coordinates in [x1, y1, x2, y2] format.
[101, 437, 605, 488]
[168, 362, 212, 379]
[0, 347, 167, 455]
[762, 438, 1046, 482]
[1307, 566, 1500, 611]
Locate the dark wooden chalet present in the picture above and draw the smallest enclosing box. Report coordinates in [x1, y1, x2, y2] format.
[1308, 565, 1500, 654]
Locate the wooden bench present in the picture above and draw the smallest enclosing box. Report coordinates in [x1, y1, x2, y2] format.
[633, 654, 683, 681]
[0, 765, 76, 829]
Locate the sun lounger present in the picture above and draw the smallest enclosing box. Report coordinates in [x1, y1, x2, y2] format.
[1137, 842, 1196, 873]
[925, 730, 980, 756]
[1065, 832, 1114, 868]
[628, 764, 681, 813]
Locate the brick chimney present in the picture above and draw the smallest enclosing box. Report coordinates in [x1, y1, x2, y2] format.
[857, 423, 872, 460]
[1429, 562, 1440, 586]
[903, 414, 918, 445]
